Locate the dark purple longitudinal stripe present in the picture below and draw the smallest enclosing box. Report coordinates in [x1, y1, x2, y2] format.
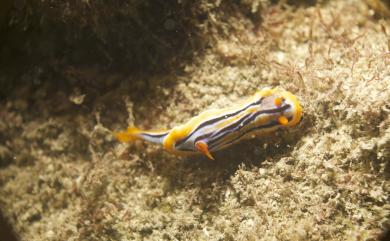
[195, 111, 255, 144]
[193, 133, 212, 144]
[210, 121, 279, 151]
[142, 132, 168, 138]
[208, 111, 256, 138]
[208, 105, 290, 149]
[174, 98, 263, 147]
[211, 115, 293, 151]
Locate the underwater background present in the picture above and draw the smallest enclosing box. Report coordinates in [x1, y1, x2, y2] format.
[0, 0, 389, 240]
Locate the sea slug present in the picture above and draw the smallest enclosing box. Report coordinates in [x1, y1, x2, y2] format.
[115, 87, 302, 160]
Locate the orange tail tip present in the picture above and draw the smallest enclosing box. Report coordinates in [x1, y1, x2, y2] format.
[114, 127, 141, 143]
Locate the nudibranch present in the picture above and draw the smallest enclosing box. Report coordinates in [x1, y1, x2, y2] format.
[115, 87, 302, 160]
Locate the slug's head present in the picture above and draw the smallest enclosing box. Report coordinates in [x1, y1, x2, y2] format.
[254, 87, 302, 127]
